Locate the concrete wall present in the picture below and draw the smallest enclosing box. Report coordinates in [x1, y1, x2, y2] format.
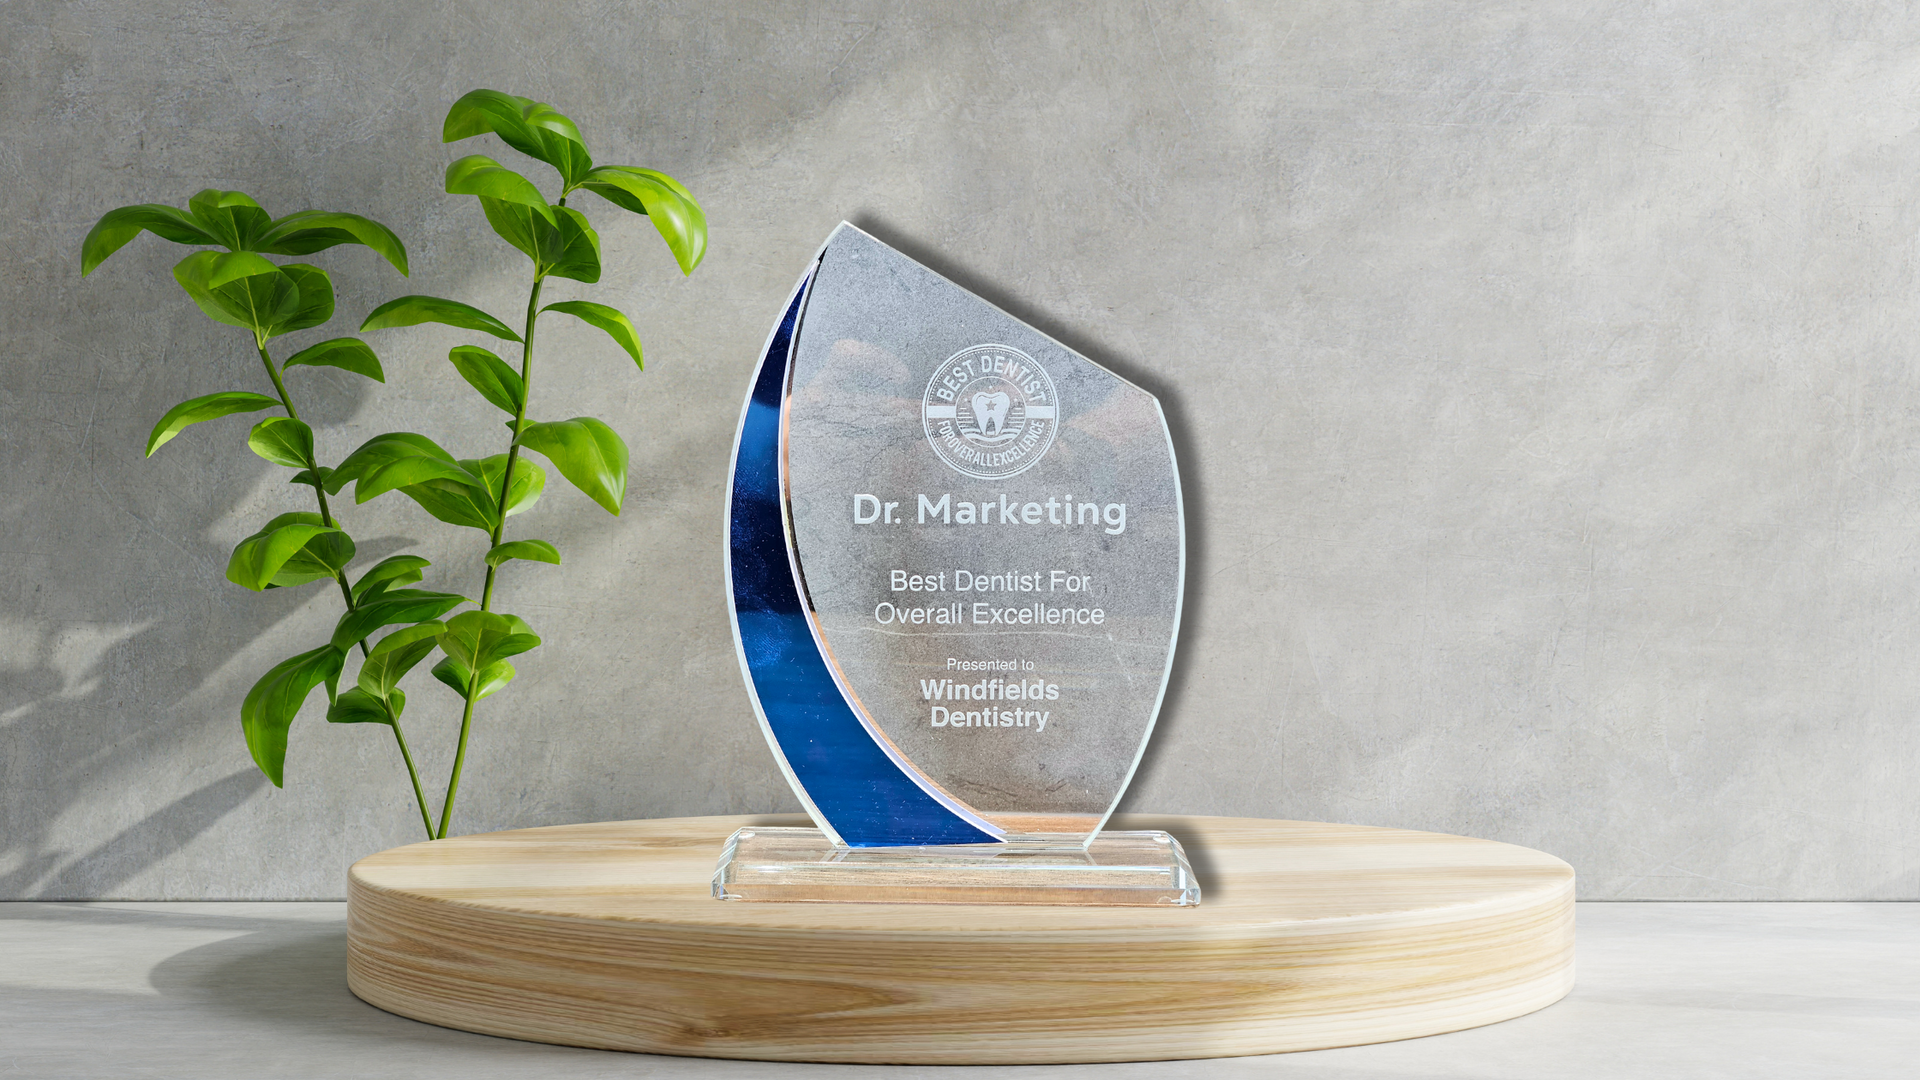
[3, 0, 1915, 900]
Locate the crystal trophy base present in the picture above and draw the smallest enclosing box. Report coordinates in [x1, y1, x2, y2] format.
[712, 826, 1201, 906]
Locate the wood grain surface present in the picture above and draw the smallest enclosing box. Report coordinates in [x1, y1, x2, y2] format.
[346, 814, 1575, 1064]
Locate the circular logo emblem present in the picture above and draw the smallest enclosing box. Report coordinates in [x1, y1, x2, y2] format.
[922, 344, 1059, 480]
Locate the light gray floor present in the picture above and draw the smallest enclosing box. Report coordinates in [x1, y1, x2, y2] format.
[2, 902, 1914, 1078]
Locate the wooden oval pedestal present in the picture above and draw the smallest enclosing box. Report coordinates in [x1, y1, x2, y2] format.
[347, 814, 1574, 1064]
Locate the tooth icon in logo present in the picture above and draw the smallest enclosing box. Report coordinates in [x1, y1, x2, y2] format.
[971, 391, 1011, 439]
[922, 343, 1058, 479]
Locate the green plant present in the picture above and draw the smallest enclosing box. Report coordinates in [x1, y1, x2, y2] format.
[80, 187, 452, 835]
[82, 89, 706, 840]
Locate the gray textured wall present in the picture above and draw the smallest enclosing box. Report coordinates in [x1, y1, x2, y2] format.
[3, 1, 1915, 900]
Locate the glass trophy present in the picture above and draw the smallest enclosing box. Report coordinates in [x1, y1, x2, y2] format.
[716, 224, 1196, 905]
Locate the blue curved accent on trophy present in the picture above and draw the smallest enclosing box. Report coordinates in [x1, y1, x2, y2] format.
[727, 274, 1000, 847]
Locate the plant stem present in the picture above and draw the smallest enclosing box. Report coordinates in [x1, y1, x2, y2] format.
[437, 669, 481, 840]
[258, 340, 437, 840]
[437, 274, 545, 839]
[255, 342, 354, 607]
[481, 278, 546, 610]
[389, 718, 435, 839]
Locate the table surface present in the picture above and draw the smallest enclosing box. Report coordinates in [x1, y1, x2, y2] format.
[3, 900, 1915, 1078]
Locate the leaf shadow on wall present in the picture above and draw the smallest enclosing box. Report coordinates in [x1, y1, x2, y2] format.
[0, 329, 409, 899]
[0, 770, 268, 900]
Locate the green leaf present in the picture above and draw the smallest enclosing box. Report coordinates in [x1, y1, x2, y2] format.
[474, 199, 599, 282]
[430, 655, 516, 701]
[352, 555, 431, 602]
[477, 196, 539, 263]
[357, 621, 445, 698]
[145, 391, 281, 456]
[172, 251, 298, 335]
[241, 644, 345, 785]
[429, 655, 466, 697]
[327, 686, 397, 725]
[578, 165, 707, 275]
[468, 453, 545, 517]
[331, 589, 468, 652]
[256, 210, 410, 275]
[188, 189, 263, 211]
[227, 512, 342, 592]
[357, 454, 478, 504]
[443, 89, 593, 187]
[359, 294, 522, 341]
[517, 417, 628, 515]
[271, 263, 335, 337]
[283, 337, 384, 382]
[372, 620, 446, 656]
[485, 540, 560, 568]
[247, 417, 313, 469]
[269, 528, 356, 590]
[386, 453, 544, 531]
[440, 609, 541, 673]
[542, 300, 641, 368]
[187, 189, 273, 251]
[331, 432, 457, 481]
[328, 431, 461, 497]
[324, 650, 345, 706]
[446, 345, 524, 414]
[80, 203, 218, 275]
[445, 155, 557, 222]
[289, 466, 334, 489]
[397, 471, 501, 532]
[473, 660, 516, 699]
[545, 207, 601, 283]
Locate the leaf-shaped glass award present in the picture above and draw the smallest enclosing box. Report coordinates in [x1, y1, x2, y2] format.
[719, 225, 1195, 904]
